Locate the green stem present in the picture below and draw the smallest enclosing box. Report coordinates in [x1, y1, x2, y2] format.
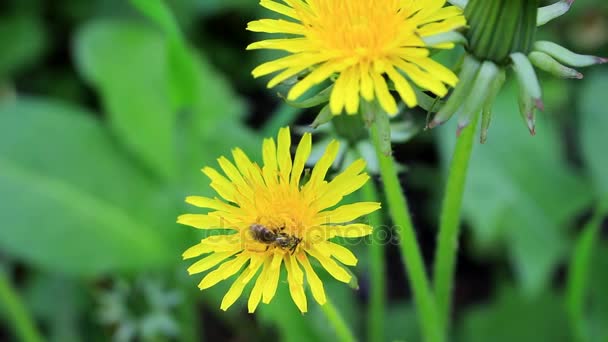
[361, 181, 386, 342]
[565, 199, 608, 342]
[320, 297, 356, 342]
[0, 271, 44, 342]
[370, 121, 443, 342]
[432, 113, 479, 330]
[261, 103, 301, 137]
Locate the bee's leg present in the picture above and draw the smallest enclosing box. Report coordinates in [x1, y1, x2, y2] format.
[265, 245, 270, 252]
[290, 239, 301, 255]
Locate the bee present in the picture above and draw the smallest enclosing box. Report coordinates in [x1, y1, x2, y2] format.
[249, 224, 302, 254]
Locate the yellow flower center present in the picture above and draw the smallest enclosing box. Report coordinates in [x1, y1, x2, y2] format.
[299, 0, 413, 64]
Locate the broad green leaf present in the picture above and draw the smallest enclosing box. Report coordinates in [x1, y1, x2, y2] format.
[129, 0, 182, 41]
[438, 81, 592, 294]
[579, 69, 608, 198]
[125, 0, 259, 191]
[127, 0, 246, 136]
[0, 14, 47, 79]
[0, 98, 175, 275]
[457, 287, 572, 342]
[74, 20, 176, 181]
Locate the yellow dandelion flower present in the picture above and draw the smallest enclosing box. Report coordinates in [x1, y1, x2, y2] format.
[247, 0, 466, 116]
[178, 127, 380, 313]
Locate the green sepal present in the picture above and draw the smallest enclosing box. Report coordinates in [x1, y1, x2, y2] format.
[311, 104, 334, 128]
[429, 55, 480, 127]
[529, 51, 583, 79]
[480, 69, 506, 143]
[278, 85, 332, 109]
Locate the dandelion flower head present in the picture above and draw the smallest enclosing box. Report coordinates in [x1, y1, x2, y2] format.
[248, 0, 466, 116]
[178, 127, 380, 313]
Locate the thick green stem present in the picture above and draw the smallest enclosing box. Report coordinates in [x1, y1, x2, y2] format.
[432, 113, 479, 330]
[361, 181, 386, 342]
[565, 199, 608, 342]
[0, 271, 44, 342]
[370, 122, 443, 342]
[320, 297, 356, 342]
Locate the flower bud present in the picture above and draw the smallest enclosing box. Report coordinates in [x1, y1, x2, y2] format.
[465, 0, 539, 64]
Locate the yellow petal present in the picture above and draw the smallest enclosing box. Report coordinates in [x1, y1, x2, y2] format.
[182, 235, 242, 259]
[220, 255, 263, 311]
[246, 19, 306, 35]
[187, 250, 239, 275]
[262, 252, 283, 303]
[324, 223, 374, 238]
[391, 57, 447, 97]
[343, 68, 361, 114]
[198, 253, 250, 289]
[384, 64, 417, 108]
[262, 137, 278, 186]
[185, 196, 235, 212]
[277, 127, 292, 183]
[370, 69, 397, 115]
[313, 159, 368, 210]
[359, 62, 374, 101]
[259, 0, 298, 19]
[305, 140, 340, 191]
[322, 241, 358, 266]
[329, 71, 348, 114]
[287, 58, 350, 101]
[232, 148, 265, 188]
[268, 65, 309, 88]
[297, 253, 326, 305]
[285, 255, 307, 312]
[290, 132, 312, 186]
[217, 157, 254, 202]
[248, 258, 271, 313]
[201, 167, 237, 203]
[410, 57, 459, 87]
[247, 38, 310, 53]
[182, 243, 213, 260]
[313, 202, 381, 225]
[306, 247, 351, 283]
[177, 214, 233, 230]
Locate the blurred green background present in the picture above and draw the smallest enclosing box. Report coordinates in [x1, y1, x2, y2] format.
[0, 0, 607, 341]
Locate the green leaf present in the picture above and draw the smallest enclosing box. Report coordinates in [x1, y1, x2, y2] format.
[0, 98, 175, 275]
[0, 14, 47, 79]
[128, 0, 182, 41]
[457, 287, 572, 342]
[438, 81, 592, 295]
[74, 19, 176, 181]
[127, 0, 246, 136]
[565, 202, 608, 342]
[579, 69, 608, 198]
[25, 274, 85, 342]
[587, 244, 608, 341]
[125, 0, 260, 190]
